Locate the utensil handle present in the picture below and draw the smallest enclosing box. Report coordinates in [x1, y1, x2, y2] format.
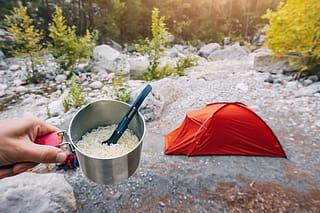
[131, 84, 152, 111]
[117, 84, 152, 134]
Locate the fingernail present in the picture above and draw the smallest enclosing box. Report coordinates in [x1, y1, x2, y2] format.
[56, 152, 67, 163]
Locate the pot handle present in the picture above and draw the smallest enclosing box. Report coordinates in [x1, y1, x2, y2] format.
[35, 131, 75, 153]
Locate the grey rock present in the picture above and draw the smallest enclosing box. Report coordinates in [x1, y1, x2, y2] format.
[48, 100, 64, 117]
[94, 44, 121, 60]
[295, 82, 320, 96]
[55, 74, 67, 83]
[9, 64, 20, 71]
[224, 37, 231, 46]
[286, 81, 299, 90]
[0, 83, 8, 91]
[15, 86, 27, 93]
[0, 50, 4, 60]
[93, 44, 130, 75]
[165, 45, 186, 58]
[13, 79, 23, 86]
[0, 91, 15, 106]
[130, 81, 173, 121]
[303, 79, 313, 86]
[0, 173, 76, 213]
[21, 95, 37, 105]
[0, 60, 8, 70]
[208, 43, 248, 60]
[128, 55, 149, 77]
[253, 49, 298, 74]
[198, 43, 221, 58]
[158, 56, 179, 70]
[264, 75, 274, 83]
[89, 81, 103, 89]
[75, 62, 91, 73]
[107, 39, 122, 52]
[307, 75, 319, 83]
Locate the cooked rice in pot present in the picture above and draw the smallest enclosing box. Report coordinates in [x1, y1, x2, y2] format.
[77, 125, 139, 158]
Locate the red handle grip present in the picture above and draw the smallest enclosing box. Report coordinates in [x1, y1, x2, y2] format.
[35, 132, 60, 148]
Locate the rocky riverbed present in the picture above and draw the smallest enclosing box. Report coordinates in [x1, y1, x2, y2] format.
[0, 49, 319, 212]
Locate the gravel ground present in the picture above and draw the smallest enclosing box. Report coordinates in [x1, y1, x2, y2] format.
[63, 56, 320, 212]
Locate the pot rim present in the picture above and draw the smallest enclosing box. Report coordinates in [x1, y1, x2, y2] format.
[67, 99, 146, 160]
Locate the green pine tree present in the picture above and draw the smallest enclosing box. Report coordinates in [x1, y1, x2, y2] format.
[4, 2, 45, 83]
[48, 6, 96, 76]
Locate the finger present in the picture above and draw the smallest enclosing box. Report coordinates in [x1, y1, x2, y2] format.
[0, 166, 14, 179]
[25, 116, 59, 138]
[23, 143, 67, 164]
[12, 162, 38, 174]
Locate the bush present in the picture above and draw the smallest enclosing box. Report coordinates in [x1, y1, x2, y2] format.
[49, 7, 96, 77]
[112, 72, 131, 103]
[63, 76, 87, 112]
[175, 48, 199, 73]
[135, 8, 170, 80]
[263, 0, 320, 78]
[3, 2, 45, 83]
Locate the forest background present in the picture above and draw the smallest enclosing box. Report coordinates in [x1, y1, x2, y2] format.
[0, 0, 280, 45]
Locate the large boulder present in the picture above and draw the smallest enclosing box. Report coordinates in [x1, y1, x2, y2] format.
[253, 48, 298, 74]
[208, 43, 248, 60]
[129, 82, 165, 121]
[128, 55, 149, 77]
[198, 43, 221, 58]
[0, 173, 76, 213]
[93, 44, 130, 75]
[129, 78, 184, 121]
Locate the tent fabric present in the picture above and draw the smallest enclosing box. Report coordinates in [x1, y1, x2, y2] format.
[165, 102, 286, 157]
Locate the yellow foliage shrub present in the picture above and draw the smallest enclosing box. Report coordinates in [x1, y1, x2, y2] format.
[263, 0, 320, 77]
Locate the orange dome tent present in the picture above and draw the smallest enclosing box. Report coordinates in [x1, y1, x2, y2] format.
[165, 102, 286, 157]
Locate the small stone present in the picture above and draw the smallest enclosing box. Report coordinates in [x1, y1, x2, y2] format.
[89, 81, 103, 89]
[15, 86, 27, 93]
[264, 75, 274, 83]
[110, 192, 122, 200]
[0, 83, 7, 90]
[55, 74, 67, 83]
[13, 79, 23, 86]
[307, 75, 319, 83]
[48, 100, 64, 117]
[303, 79, 313, 86]
[0, 60, 8, 70]
[159, 201, 166, 207]
[9, 64, 20, 71]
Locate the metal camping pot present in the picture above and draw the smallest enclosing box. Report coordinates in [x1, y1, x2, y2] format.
[67, 100, 146, 185]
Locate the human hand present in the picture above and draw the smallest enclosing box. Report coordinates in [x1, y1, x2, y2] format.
[0, 116, 67, 179]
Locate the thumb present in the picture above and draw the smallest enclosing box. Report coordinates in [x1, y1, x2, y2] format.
[24, 143, 67, 164]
